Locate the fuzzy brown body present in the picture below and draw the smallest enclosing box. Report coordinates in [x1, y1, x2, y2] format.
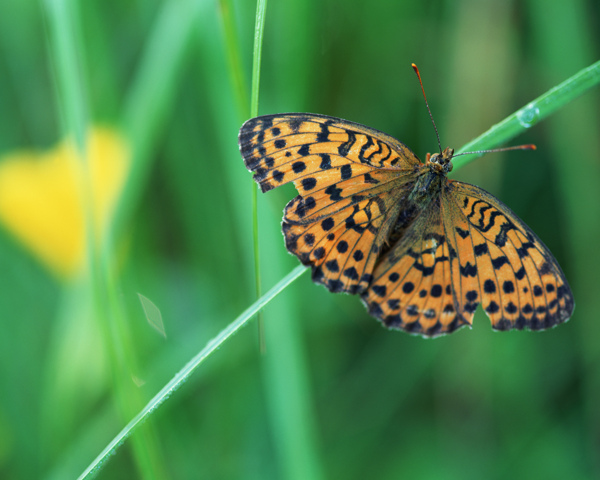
[384, 154, 451, 254]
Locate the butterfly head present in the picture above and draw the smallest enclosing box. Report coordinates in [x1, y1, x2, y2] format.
[426, 146, 454, 175]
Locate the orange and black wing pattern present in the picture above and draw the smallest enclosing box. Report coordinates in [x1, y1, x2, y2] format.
[361, 196, 469, 337]
[239, 113, 420, 294]
[362, 179, 574, 337]
[442, 181, 574, 331]
[240, 112, 574, 337]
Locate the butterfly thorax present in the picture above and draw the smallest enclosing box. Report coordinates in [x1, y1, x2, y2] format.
[406, 147, 454, 205]
[383, 147, 455, 253]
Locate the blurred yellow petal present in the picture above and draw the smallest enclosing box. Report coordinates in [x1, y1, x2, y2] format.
[0, 126, 130, 278]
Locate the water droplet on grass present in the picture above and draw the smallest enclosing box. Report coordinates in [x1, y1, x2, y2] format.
[516, 104, 540, 128]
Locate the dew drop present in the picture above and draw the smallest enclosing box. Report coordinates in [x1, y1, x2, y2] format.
[516, 103, 540, 129]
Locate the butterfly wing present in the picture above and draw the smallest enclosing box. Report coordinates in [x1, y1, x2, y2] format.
[239, 113, 421, 294]
[361, 196, 470, 337]
[361, 179, 574, 337]
[239, 113, 420, 192]
[441, 180, 574, 331]
[283, 185, 409, 294]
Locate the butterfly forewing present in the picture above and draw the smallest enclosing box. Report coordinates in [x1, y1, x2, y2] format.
[239, 113, 420, 193]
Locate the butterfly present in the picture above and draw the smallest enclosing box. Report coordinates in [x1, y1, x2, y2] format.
[238, 102, 574, 337]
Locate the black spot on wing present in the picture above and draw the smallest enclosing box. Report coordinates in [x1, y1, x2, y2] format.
[302, 177, 317, 191]
[492, 256, 509, 269]
[325, 259, 339, 272]
[319, 154, 332, 170]
[430, 284, 442, 297]
[321, 217, 334, 231]
[474, 243, 488, 256]
[460, 262, 477, 277]
[336, 241, 349, 253]
[344, 267, 359, 280]
[317, 123, 330, 142]
[298, 144, 310, 156]
[292, 161, 306, 173]
[455, 227, 469, 239]
[341, 164, 352, 180]
[483, 279, 496, 293]
[364, 173, 379, 184]
[502, 280, 515, 294]
[372, 285, 387, 297]
[325, 184, 342, 201]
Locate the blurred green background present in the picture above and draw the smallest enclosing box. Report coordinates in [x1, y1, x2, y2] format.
[0, 0, 599, 479]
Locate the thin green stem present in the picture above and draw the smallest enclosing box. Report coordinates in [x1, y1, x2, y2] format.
[250, 0, 267, 117]
[78, 264, 307, 480]
[250, 0, 268, 351]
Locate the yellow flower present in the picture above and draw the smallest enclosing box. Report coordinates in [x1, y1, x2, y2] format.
[0, 127, 130, 278]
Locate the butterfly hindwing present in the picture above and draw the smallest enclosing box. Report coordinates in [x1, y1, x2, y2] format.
[283, 188, 410, 294]
[361, 198, 469, 336]
[361, 178, 574, 337]
[443, 181, 574, 331]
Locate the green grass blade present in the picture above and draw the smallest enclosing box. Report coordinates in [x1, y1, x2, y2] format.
[43, 2, 170, 478]
[42, 0, 95, 268]
[527, 0, 600, 475]
[250, 0, 267, 117]
[250, 0, 268, 350]
[107, 0, 204, 251]
[454, 60, 600, 170]
[250, 0, 325, 476]
[219, 0, 250, 119]
[42, 0, 88, 151]
[77, 264, 307, 480]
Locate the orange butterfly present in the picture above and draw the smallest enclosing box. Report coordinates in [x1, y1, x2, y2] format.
[238, 74, 574, 337]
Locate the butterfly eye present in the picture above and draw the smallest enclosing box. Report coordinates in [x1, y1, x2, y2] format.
[429, 153, 441, 164]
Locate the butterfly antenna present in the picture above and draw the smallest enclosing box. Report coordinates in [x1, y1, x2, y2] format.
[452, 144, 536, 158]
[412, 63, 442, 155]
